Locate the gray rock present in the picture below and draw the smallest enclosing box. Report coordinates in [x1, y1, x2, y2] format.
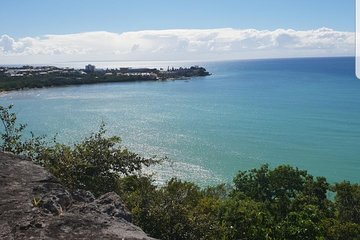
[96, 192, 133, 222]
[0, 151, 156, 240]
[71, 189, 95, 203]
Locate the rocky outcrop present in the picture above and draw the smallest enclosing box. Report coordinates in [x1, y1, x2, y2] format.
[0, 151, 155, 240]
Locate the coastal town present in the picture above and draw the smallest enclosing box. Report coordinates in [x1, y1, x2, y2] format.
[0, 64, 210, 91]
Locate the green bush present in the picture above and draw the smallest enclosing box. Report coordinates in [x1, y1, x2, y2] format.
[0, 105, 46, 159]
[0, 105, 159, 196]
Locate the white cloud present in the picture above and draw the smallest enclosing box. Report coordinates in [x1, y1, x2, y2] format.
[0, 28, 354, 64]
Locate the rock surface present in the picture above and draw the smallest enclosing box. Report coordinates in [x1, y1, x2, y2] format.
[0, 151, 156, 240]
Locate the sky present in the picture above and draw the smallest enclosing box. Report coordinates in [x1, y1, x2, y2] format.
[0, 0, 356, 64]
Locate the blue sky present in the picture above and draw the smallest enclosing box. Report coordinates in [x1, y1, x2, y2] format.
[0, 0, 355, 37]
[0, 0, 355, 63]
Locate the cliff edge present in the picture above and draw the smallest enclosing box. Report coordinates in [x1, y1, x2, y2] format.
[0, 151, 155, 240]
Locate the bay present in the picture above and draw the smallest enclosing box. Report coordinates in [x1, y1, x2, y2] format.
[1, 57, 359, 185]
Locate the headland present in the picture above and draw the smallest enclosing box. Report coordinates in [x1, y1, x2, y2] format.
[0, 64, 210, 91]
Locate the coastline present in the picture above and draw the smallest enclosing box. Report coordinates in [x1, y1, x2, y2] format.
[0, 65, 211, 92]
[0, 76, 187, 94]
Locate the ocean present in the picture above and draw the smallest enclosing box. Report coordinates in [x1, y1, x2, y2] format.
[1, 57, 359, 185]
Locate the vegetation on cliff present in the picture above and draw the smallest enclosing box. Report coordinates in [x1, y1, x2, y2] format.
[1, 104, 360, 240]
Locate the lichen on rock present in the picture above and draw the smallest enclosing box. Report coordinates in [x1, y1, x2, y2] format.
[0, 151, 156, 240]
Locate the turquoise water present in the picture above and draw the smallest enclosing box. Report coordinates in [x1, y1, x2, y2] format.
[1, 57, 359, 185]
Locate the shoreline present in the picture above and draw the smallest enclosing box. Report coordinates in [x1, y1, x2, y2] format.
[0, 76, 195, 94]
[0, 65, 211, 92]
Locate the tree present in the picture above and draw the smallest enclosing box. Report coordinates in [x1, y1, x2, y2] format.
[0, 104, 159, 196]
[219, 198, 272, 240]
[0, 104, 45, 158]
[39, 123, 159, 196]
[0, 104, 27, 152]
[233, 165, 311, 219]
[334, 182, 360, 224]
[275, 205, 324, 240]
